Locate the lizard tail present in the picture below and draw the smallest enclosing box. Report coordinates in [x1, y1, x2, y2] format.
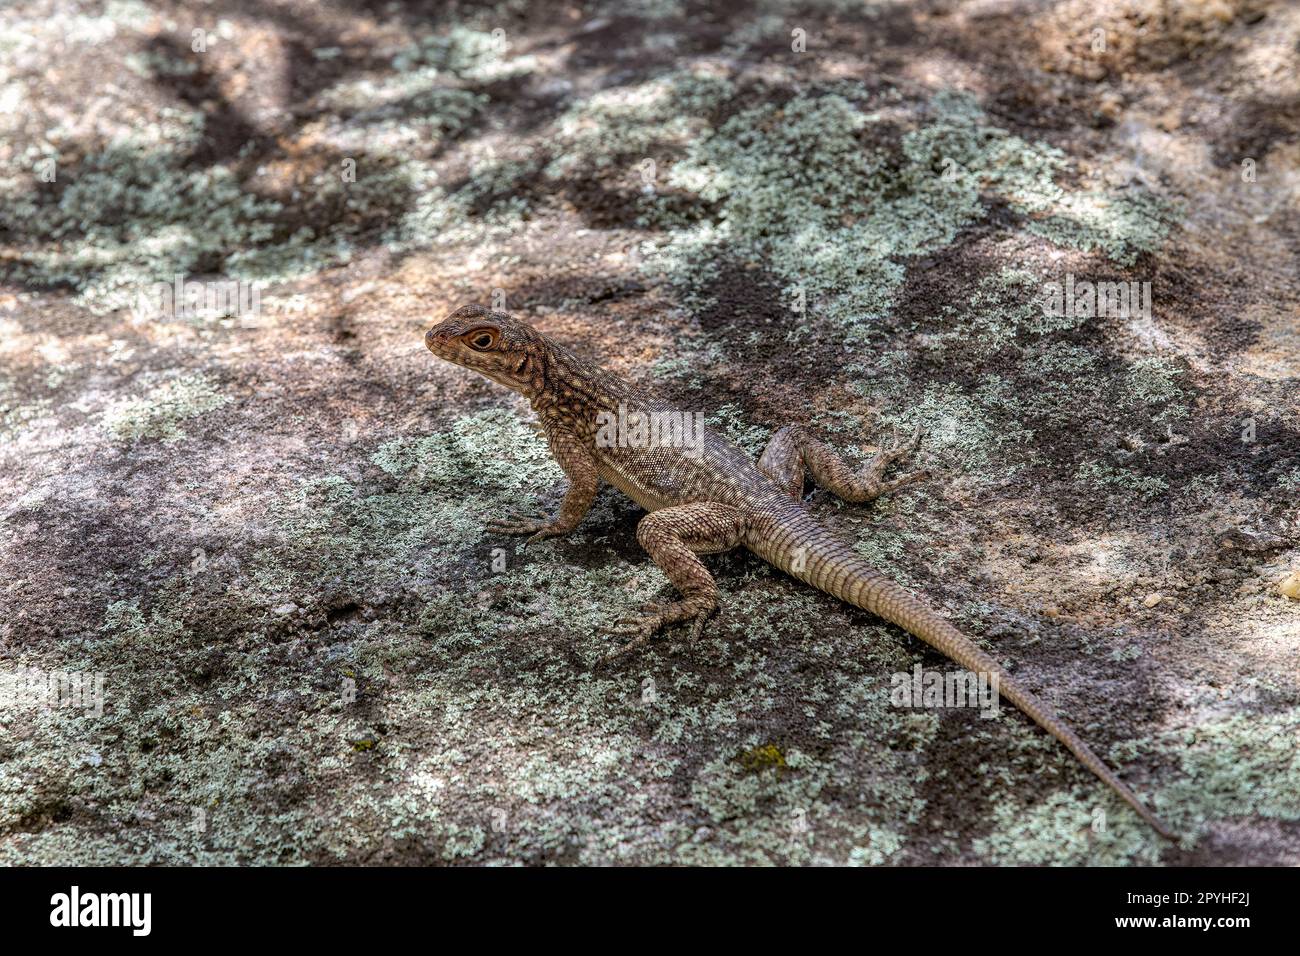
[764, 521, 1175, 839]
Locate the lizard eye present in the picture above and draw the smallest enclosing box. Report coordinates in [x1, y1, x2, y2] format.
[466, 329, 498, 351]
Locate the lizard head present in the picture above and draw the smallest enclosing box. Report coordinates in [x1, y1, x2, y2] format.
[425, 304, 547, 395]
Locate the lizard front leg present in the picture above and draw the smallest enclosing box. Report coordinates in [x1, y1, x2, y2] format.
[486, 426, 598, 546]
[757, 423, 926, 503]
[599, 502, 747, 665]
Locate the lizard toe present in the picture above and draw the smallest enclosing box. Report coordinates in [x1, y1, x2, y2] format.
[881, 424, 923, 463]
[523, 527, 560, 547]
[607, 612, 664, 637]
[877, 468, 929, 494]
[486, 512, 547, 535]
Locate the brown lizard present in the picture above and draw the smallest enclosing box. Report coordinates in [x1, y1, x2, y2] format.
[425, 304, 1175, 839]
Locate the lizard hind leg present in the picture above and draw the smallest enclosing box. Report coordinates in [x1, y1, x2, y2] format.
[599, 502, 748, 666]
[759, 423, 927, 504]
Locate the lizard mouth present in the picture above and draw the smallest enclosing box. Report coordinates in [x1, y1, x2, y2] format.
[424, 328, 452, 357]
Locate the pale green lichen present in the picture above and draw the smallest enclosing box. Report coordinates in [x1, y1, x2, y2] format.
[1075, 460, 1169, 502]
[1276, 468, 1300, 492]
[1157, 706, 1300, 825]
[389, 154, 533, 249]
[1124, 357, 1188, 423]
[545, 70, 733, 177]
[319, 83, 487, 153]
[878, 378, 1033, 475]
[371, 406, 559, 491]
[1, 132, 280, 313]
[956, 268, 1089, 349]
[973, 705, 1300, 864]
[0, 26, 507, 315]
[1028, 191, 1174, 266]
[706, 403, 770, 456]
[647, 89, 1172, 330]
[660, 93, 907, 324]
[391, 27, 513, 79]
[0, 0, 153, 61]
[104, 374, 229, 443]
[0, 375, 53, 442]
[972, 788, 1162, 866]
[101, 599, 147, 636]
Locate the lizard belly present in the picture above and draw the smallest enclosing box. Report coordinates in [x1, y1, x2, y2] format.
[594, 442, 771, 514]
[596, 461, 674, 512]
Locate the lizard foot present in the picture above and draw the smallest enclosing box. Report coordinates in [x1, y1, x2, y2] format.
[486, 512, 567, 546]
[596, 601, 712, 667]
[859, 425, 928, 497]
[871, 424, 922, 466]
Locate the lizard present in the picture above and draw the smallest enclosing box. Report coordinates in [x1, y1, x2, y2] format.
[424, 304, 1175, 840]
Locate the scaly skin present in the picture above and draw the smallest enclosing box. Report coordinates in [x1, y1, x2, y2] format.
[425, 305, 1175, 840]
